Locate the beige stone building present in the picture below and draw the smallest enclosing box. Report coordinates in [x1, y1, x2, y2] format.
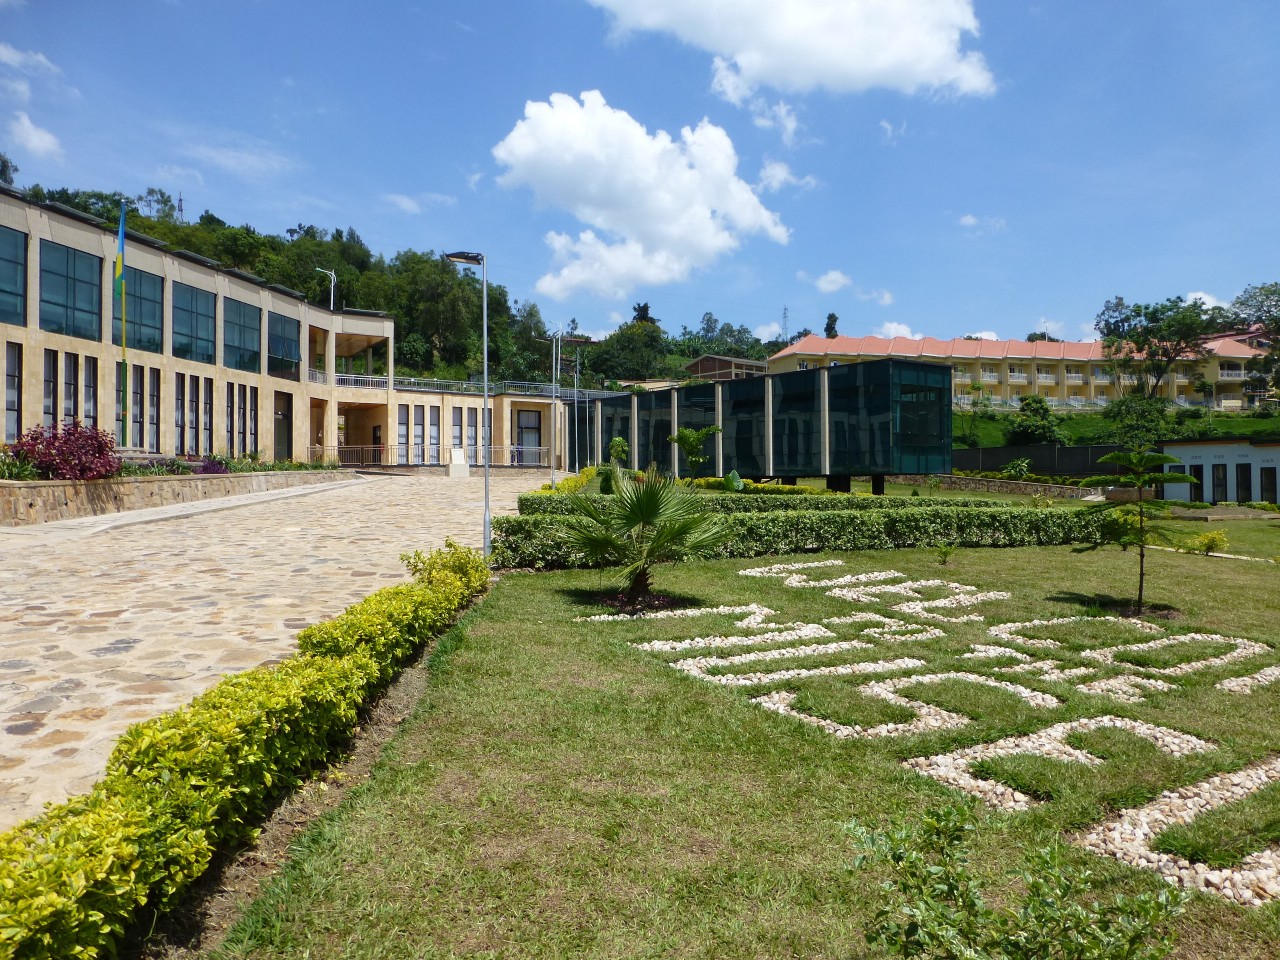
[1, 188, 576, 468]
[768, 332, 1271, 410]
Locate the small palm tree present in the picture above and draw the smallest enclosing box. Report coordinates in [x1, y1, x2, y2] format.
[1078, 447, 1198, 614]
[561, 463, 727, 601]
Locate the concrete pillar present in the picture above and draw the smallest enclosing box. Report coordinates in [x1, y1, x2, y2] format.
[764, 376, 774, 477]
[629, 393, 639, 471]
[714, 383, 724, 477]
[820, 366, 830, 476]
[669, 390, 680, 478]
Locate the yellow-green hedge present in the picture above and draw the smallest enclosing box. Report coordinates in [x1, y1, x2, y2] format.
[0, 540, 488, 960]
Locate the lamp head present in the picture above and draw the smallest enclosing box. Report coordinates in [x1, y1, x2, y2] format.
[444, 251, 484, 267]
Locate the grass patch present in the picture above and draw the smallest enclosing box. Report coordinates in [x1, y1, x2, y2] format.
[1164, 517, 1280, 560]
[1154, 781, 1280, 869]
[1113, 639, 1239, 671]
[212, 545, 1280, 959]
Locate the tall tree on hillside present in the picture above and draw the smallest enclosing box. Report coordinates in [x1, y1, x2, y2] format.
[1026, 330, 1062, 342]
[632, 301, 658, 325]
[1095, 295, 1229, 400]
[1233, 282, 1280, 392]
[825, 312, 839, 338]
[589, 321, 669, 381]
[0, 152, 18, 187]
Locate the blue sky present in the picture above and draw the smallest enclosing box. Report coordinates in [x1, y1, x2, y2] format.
[3, 1, 1278, 345]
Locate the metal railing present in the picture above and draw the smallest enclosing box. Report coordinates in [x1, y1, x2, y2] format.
[981, 372, 1000, 382]
[393, 376, 485, 395]
[307, 368, 328, 385]
[1037, 374, 1058, 384]
[335, 374, 390, 390]
[1092, 372, 1113, 383]
[1007, 373, 1028, 383]
[307, 444, 552, 467]
[1218, 370, 1246, 380]
[1065, 373, 1085, 384]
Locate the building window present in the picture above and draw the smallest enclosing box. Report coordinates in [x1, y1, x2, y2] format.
[1236, 463, 1253, 504]
[452, 407, 463, 449]
[43, 348, 56, 426]
[1212, 463, 1228, 504]
[398, 404, 410, 463]
[83, 357, 97, 428]
[4, 342, 20, 442]
[797, 361, 809, 370]
[175, 372, 186, 455]
[39, 240, 101, 341]
[237, 384, 247, 456]
[226, 383, 234, 455]
[62, 352, 78, 424]
[173, 283, 216, 364]
[248, 386, 259, 455]
[467, 407, 478, 464]
[413, 405, 425, 464]
[203, 378, 213, 455]
[224, 298, 261, 373]
[429, 405, 440, 463]
[267, 312, 301, 380]
[113, 266, 163, 354]
[147, 367, 159, 453]
[131, 364, 144, 450]
[0, 225, 26, 327]
[188, 374, 199, 455]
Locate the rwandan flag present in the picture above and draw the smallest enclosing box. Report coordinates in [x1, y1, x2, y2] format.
[114, 202, 126, 351]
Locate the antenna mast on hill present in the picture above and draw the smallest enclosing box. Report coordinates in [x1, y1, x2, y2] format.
[782, 305, 789, 342]
[176, 193, 185, 223]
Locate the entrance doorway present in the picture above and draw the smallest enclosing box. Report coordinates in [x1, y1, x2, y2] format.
[274, 391, 293, 462]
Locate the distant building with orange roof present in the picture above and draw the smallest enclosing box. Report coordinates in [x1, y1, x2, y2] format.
[767, 331, 1270, 410]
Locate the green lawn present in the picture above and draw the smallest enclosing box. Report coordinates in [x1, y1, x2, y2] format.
[214, 546, 1280, 959]
[1163, 517, 1280, 560]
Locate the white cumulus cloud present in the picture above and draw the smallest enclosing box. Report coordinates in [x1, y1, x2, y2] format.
[0, 42, 58, 74]
[1186, 290, 1226, 309]
[966, 330, 999, 340]
[493, 90, 788, 300]
[754, 321, 782, 341]
[875, 321, 922, 339]
[857, 288, 895, 307]
[958, 212, 1007, 235]
[588, 0, 994, 102]
[8, 111, 61, 159]
[757, 159, 817, 193]
[815, 269, 851, 293]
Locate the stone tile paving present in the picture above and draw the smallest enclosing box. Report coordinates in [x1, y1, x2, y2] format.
[0, 471, 544, 830]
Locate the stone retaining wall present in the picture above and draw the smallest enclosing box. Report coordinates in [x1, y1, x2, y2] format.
[889, 474, 1102, 500]
[0, 470, 352, 527]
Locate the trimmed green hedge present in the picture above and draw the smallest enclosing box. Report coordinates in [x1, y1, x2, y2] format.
[491, 507, 1104, 570]
[516, 493, 1006, 516]
[0, 540, 488, 960]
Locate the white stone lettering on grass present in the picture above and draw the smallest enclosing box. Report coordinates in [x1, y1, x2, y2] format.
[905, 717, 1214, 812]
[752, 689, 968, 740]
[575, 603, 777, 624]
[692, 657, 926, 688]
[674, 638, 876, 680]
[1078, 756, 1280, 905]
[821, 612, 947, 643]
[962, 645, 1033, 661]
[996, 660, 1096, 682]
[1080, 633, 1268, 676]
[1217, 665, 1280, 694]
[987, 616, 1162, 651]
[891, 591, 1013, 623]
[828, 577, 961, 604]
[634, 623, 833, 654]
[1076, 675, 1176, 704]
[739, 560, 848, 578]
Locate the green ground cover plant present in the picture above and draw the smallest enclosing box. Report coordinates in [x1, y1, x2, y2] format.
[1165, 518, 1279, 560]
[213, 544, 1280, 959]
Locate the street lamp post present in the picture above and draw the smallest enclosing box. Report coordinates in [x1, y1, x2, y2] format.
[314, 267, 337, 311]
[444, 251, 490, 556]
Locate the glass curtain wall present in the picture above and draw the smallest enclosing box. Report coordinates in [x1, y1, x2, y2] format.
[635, 390, 672, 473]
[599, 394, 632, 466]
[721, 376, 766, 477]
[674, 382, 716, 477]
[771, 369, 821, 476]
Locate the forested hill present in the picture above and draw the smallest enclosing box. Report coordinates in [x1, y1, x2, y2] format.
[22, 184, 804, 388]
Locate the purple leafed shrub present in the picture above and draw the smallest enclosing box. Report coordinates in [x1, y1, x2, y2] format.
[12, 422, 123, 480]
[193, 456, 231, 475]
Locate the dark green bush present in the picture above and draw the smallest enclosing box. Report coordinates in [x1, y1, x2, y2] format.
[492, 507, 1103, 569]
[516, 493, 1006, 516]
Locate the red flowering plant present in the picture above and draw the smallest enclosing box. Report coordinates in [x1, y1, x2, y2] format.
[12, 421, 123, 480]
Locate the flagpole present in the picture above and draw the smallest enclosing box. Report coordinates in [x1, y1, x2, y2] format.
[116, 203, 128, 447]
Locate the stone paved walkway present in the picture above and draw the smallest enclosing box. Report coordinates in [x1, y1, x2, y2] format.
[0, 470, 545, 830]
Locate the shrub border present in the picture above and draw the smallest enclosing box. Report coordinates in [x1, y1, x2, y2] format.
[0, 541, 489, 960]
[492, 507, 1104, 570]
[516, 492, 1007, 516]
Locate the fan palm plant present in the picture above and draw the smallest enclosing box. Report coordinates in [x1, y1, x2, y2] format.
[560, 463, 728, 601]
